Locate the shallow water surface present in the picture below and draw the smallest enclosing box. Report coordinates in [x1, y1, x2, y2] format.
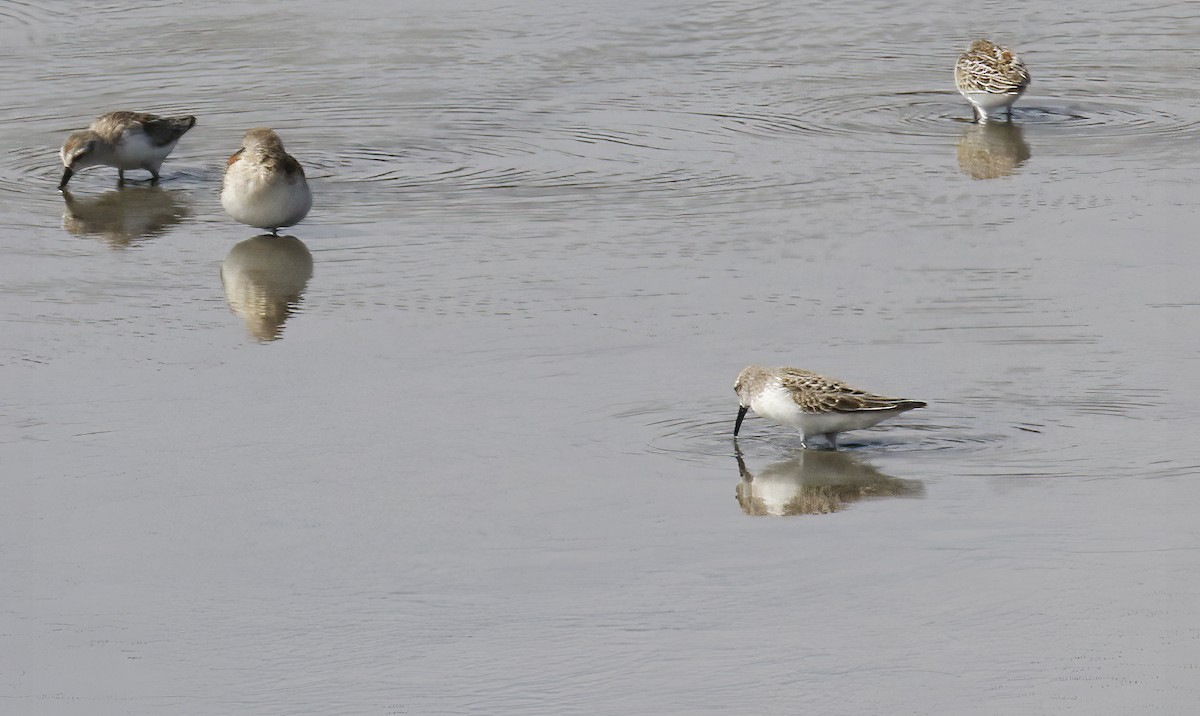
[3, 0, 1200, 714]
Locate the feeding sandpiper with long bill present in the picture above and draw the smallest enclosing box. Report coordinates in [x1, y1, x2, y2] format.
[221, 128, 312, 234]
[59, 111, 196, 189]
[955, 39, 1031, 122]
[734, 365, 926, 448]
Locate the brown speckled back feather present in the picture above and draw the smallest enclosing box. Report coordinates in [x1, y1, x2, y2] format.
[955, 39, 1030, 95]
[90, 111, 196, 146]
[776, 368, 927, 414]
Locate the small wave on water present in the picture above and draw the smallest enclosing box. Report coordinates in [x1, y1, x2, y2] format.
[619, 399, 1005, 466]
[0, 143, 61, 196]
[0, 0, 62, 45]
[694, 90, 1200, 155]
[694, 91, 963, 141]
[636, 401, 1193, 485]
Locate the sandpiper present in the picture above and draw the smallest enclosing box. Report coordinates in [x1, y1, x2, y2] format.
[955, 39, 1031, 122]
[733, 365, 926, 448]
[59, 111, 196, 189]
[221, 128, 312, 234]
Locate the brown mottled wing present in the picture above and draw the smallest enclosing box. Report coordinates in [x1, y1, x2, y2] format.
[89, 112, 195, 145]
[778, 368, 925, 414]
[955, 47, 1031, 95]
[141, 115, 197, 146]
[89, 111, 149, 142]
[92, 111, 148, 128]
[280, 152, 306, 179]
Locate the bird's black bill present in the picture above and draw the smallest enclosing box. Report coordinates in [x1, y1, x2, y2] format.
[734, 405, 748, 436]
[58, 168, 73, 190]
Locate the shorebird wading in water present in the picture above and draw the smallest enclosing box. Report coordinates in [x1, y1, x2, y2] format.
[59, 111, 196, 189]
[221, 128, 312, 234]
[734, 365, 926, 448]
[955, 39, 1031, 122]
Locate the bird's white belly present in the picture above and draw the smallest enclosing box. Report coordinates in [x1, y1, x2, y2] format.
[962, 89, 1023, 113]
[796, 411, 896, 437]
[221, 169, 312, 230]
[751, 384, 897, 438]
[113, 133, 176, 170]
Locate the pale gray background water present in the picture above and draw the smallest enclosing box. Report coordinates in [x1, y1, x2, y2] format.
[3, 0, 1199, 713]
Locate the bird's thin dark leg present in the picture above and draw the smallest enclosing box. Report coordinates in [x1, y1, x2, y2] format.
[118, 168, 125, 187]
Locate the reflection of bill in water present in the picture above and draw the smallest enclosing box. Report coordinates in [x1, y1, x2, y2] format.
[735, 447, 923, 516]
[221, 235, 314, 342]
[61, 187, 190, 246]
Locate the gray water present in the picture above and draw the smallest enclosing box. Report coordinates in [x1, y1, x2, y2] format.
[3, 1, 1200, 714]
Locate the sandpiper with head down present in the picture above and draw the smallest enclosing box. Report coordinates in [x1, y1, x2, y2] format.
[59, 111, 196, 189]
[221, 128, 312, 234]
[955, 39, 1031, 122]
[734, 365, 926, 448]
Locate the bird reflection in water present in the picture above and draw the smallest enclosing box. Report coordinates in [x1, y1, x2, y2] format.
[61, 187, 189, 246]
[734, 444, 923, 516]
[956, 121, 1031, 179]
[221, 234, 313, 342]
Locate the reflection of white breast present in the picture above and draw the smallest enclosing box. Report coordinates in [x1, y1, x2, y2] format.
[221, 235, 314, 341]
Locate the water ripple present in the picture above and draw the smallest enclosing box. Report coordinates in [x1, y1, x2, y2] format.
[0, 0, 53, 31]
[699, 92, 1200, 150]
[619, 400, 988, 465]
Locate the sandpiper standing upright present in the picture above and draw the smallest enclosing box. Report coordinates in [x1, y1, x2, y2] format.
[734, 365, 926, 449]
[221, 128, 312, 234]
[59, 111, 196, 189]
[955, 39, 1031, 122]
